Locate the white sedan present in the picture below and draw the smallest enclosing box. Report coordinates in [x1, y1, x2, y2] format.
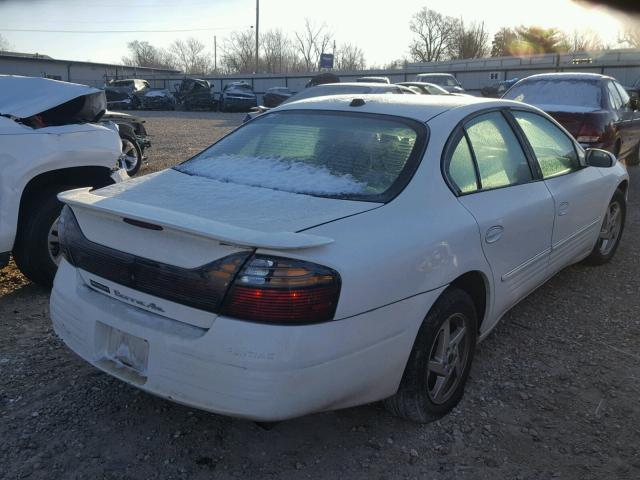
[51, 94, 628, 422]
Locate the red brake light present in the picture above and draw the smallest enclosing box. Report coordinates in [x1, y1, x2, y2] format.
[577, 122, 602, 143]
[222, 255, 341, 324]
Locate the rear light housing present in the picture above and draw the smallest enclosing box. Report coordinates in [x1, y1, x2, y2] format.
[222, 255, 341, 324]
[576, 122, 602, 144]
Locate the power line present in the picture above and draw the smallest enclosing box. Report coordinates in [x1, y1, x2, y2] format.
[0, 26, 247, 34]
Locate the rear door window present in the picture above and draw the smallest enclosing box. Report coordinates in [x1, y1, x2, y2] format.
[512, 111, 579, 178]
[606, 81, 623, 110]
[464, 112, 533, 189]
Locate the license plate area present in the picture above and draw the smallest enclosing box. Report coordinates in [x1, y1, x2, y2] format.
[96, 324, 149, 385]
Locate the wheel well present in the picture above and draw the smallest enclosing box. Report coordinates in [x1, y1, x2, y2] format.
[617, 179, 628, 197]
[449, 271, 488, 330]
[18, 166, 114, 225]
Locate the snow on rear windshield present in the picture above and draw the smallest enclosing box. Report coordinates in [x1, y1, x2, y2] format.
[175, 111, 421, 200]
[504, 79, 602, 109]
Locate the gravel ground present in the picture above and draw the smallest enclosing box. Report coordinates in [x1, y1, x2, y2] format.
[1, 111, 639, 480]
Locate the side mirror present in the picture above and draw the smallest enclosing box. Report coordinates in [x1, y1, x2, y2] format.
[585, 148, 616, 168]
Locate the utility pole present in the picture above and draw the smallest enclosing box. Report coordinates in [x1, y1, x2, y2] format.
[255, 0, 259, 74]
[214, 35, 217, 73]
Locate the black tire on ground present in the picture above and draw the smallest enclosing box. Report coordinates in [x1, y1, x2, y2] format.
[219, 100, 226, 112]
[12, 188, 68, 287]
[120, 135, 143, 176]
[627, 141, 640, 166]
[584, 189, 626, 265]
[383, 288, 477, 423]
[131, 96, 141, 110]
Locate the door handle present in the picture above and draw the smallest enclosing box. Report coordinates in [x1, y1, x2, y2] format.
[485, 225, 504, 244]
[558, 202, 569, 216]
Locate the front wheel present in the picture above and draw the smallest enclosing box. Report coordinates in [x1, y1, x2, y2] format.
[627, 141, 640, 166]
[584, 189, 626, 265]
[384, 288, 477, 423]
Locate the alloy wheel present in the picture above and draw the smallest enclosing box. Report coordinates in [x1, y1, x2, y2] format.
[598, 201, 622, 256]
[121, 139, 140, 174]
[426, 313, 471, 405]
[48, 217, 61, 266]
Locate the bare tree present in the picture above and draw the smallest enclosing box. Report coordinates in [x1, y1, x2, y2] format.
[567, 28, 604, 52]
[294, 19, 333, 71]
[221, 29, 256, 74]
[451, 21, 489, 59]
[0, 34, 11, 51]
[121, 40, 175, 70]
[170, 38, 212, 75]
[335, 43, 366, 71]
[408, 8, 459, 62]
[619, 24, 640, 48]
[491, 27, 517, 57]
[261, 29, 297, 73]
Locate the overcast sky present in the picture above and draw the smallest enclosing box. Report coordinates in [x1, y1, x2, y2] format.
[0, 0, 632, 66]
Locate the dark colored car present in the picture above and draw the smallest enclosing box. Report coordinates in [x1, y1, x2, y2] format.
[503, 73, 640, 165]
[243, 82, 413, 123]
[481, 78, 519, 98]
[219, 82, 258, 112]
[100, 110, 151, 176]
[305, 72, 340, 88]
[140, 89, 176, 110]
[104, 79, 151, 110]
[415, 73, 465, 93]
[263, 87, 293, 108]
[174, 78, 217, 111]
[396, 81, 451, 95]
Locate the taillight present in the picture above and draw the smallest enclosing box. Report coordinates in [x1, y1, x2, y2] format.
[576, 122, 602, 143]
[222, 255, 341, 324]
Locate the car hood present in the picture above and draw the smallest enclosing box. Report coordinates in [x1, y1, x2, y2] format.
[0, 75, 104, 119]
[60, 168, 381, 251]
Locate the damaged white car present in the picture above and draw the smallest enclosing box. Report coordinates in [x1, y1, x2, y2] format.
[51, 95, 627, 422]
[0, 75, 127, 286]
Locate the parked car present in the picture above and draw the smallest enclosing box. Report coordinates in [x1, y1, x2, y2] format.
[263, 86, 293, 108]
[503, 73, 640, 165]
[219, 82, 258, 112]
[101, 111, 151, 176]
[481, 78, 519, 98]
[51, 94, 627, 423]
[357, 76, 390, 84]
[397, 81, 452, 95]
[104, 78, 151, 110]
[174, 78, 217, 111]
[243, 82, 414, 122]
[305, 72, 340, 88]
[0, 75, 126, 286]
[139, 89, 176, 110]
[415, 73, 465, 93]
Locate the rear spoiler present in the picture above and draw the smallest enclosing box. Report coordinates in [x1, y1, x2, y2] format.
[58, 188, 334, 250]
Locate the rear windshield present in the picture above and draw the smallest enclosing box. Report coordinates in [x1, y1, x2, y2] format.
[419, 76, 457, 87]
[175, 111, 426, 202]
[504, 79, 602, 109]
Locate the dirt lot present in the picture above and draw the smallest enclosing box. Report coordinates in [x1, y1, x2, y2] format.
[1, 111, 639, 480]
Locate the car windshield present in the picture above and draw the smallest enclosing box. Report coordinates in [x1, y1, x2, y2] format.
[504, 79, 602, 109]
[175, 111, 424, 201]
[282, 85, 373, 104]
[228, 84, 252, 92]
[424, 84, 449, 95]
[421, 76, 457, 86]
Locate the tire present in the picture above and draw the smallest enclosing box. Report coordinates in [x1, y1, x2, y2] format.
[12, 188, 68, 287]
[627, 141, 640, 166]
[384, 288, 477, 423]
[584, 189, 626, 265]
[219, 100, 226, 112]
[120, 135, 143, 176]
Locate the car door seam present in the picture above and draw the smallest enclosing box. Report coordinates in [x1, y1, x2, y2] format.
[501, 247, 552, 282]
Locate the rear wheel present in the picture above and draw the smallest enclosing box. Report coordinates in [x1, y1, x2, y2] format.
[13, 188, 68, 287]
[384, 288, 477, 423]
[584, 189, 626, 265]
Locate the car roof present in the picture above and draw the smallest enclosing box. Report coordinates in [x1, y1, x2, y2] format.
[518, 72, 612, 82]
[275, 93, 515, 122]
[416, 73, 455, 77]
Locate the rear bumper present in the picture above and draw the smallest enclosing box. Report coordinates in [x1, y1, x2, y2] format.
[50, 260, 441, 421]
[0, 251, 9, 269]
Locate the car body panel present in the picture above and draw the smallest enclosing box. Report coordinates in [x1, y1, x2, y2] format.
[50, 94, 628, 421]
